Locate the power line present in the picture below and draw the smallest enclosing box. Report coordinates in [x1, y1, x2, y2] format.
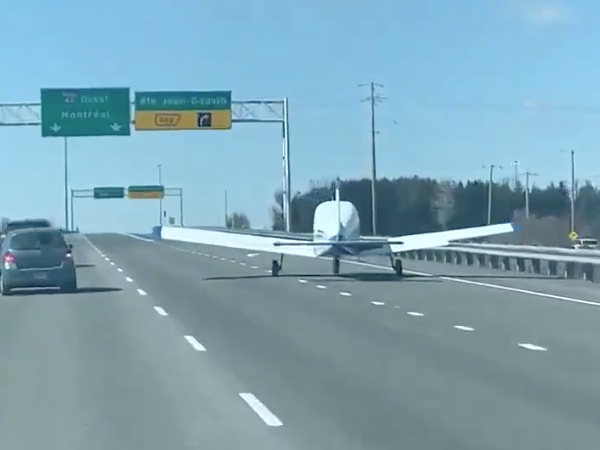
[359, 81, 386, 235]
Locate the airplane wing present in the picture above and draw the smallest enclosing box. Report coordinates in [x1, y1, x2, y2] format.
[388, 222, 517, 252]
[273, 223, 517, 253]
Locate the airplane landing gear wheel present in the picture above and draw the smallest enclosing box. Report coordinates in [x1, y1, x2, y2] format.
[394, 259, 404, 278]
[333, 257, 340, 275]
[271, 259, 281, 277]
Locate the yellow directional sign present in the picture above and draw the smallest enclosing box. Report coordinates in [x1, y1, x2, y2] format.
[569, 231, 578, 240]
[134, 91, 232, 131]
[134, 110, 231, 130]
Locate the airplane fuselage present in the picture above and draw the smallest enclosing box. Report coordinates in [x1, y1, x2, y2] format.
[310, 199, 388, 258]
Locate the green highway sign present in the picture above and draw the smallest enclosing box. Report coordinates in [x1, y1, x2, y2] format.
[93, 186, 125, 199]
[41, 87, 131, 137]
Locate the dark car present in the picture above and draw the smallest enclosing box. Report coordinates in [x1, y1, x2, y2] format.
[0, 227, 77, 295]
[1, 218, 52, 242]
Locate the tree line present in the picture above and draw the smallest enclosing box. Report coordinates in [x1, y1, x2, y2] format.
[268, 177, 600, 246]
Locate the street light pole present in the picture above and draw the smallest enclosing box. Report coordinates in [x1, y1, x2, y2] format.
[157, 164, 163, 226]
[63, 138, 69, 231]
[570, 149, 576, 234]
[524, 171, 539, 219]
[512, 160, 519, 190]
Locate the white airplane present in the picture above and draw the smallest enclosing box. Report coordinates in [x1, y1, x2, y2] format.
[181, 184, 516, 278]
[266, 184, 516, 277]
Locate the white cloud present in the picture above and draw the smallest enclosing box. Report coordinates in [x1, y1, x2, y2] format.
[513, 0, 574, 25]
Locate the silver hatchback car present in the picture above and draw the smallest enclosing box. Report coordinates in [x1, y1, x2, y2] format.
[0, 228, 77, 295]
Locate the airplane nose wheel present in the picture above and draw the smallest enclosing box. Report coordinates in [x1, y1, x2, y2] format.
[271, 260, 281, 276]
[271, 255, 284, 277]
[333, 257, 340, 275]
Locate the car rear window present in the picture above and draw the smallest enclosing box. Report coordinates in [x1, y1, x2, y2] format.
[10, 231, 67, 250]
[6, 221, 51, 233]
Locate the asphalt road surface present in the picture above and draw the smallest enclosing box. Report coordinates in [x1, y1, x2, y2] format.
[8, 232, 600, 449]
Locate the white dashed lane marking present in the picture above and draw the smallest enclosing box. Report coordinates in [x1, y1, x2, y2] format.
[112, 245, 552, 357]
[184, 335, 207, 351]
[153, 306, 168, 316]
[239, 393, 283, 427]
[110, 262, 115, 266]
[117, 268, 123, 272]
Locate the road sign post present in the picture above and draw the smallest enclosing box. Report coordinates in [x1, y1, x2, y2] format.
[128, 185, 165, 199]
[41, 88, 131, 137]
[93, 187, 125, 199]
[134, 91, 232, 131]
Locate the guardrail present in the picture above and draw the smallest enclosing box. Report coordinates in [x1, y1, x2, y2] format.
[158, 225, 600, 283]
[450, 242, 600, 258]
[399, 245, 600, 283]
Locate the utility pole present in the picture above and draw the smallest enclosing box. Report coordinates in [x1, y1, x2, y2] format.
[360, 81, 386, 235]
[483, 164, 503, 225]
[570, 149, 576, 234]
[524, 171, 539, 219]
[157, 164, 163, 226]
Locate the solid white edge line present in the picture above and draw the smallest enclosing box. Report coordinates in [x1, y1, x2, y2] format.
[153, 306, 168, 316]
[184, 335, 207, 351]
[339, 259, 600, 308]
[137, 289, 147, 296]
[239, 393, 283, 427]
[153, 240, 598, 309]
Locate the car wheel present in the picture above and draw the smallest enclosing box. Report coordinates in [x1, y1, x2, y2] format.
[1, 275, 12, 296]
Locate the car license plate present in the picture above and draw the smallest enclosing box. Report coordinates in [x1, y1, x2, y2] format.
[34, 273, 48, 280]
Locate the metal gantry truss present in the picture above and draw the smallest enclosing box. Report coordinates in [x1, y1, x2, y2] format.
[0, 99, 292, 231]
[70, 187, 184, 232]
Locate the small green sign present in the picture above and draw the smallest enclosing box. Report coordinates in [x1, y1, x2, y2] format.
[41, 87, 131, 137]
[93, 187, 125, 199]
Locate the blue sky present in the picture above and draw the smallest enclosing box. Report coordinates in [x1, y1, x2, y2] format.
[1, 0, 598, 232]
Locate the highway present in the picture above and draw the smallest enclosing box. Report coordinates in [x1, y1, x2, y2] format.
[4, 233, 600, 449]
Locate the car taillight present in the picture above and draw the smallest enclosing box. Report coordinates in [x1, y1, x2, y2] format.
[3, 253, 15, 264]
